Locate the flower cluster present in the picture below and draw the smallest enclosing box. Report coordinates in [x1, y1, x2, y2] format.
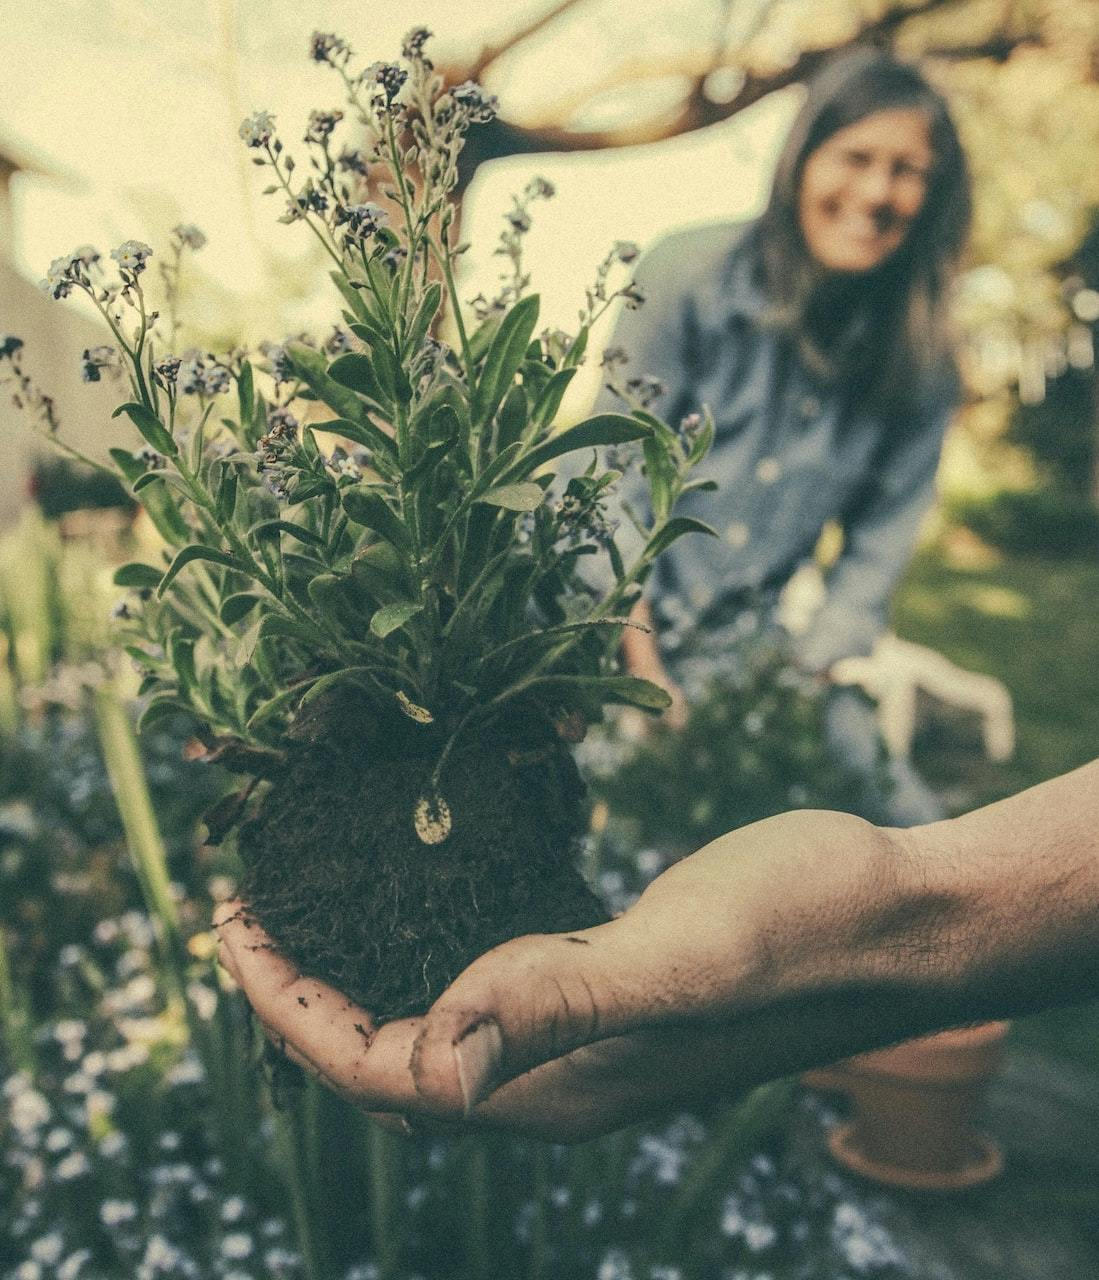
[360, 60, 408, 111]
[332, 200, 389, 247]
[401, 26, 433, 63]
[625, 376, 666, 409]
[304, 108, 344, 146]
[80, 345, 118, 383]
[177, 353, 230, 397]
[0, 332, 58, 433]
[239, 110, 277, 149]
[110, 240, 154, 277]
[153, 355, 182, 388]
[40, 247, 100, 301]
[451, 80, 499, 125]
[171, 223, 207, 251]
[309, 30, 351, 66]
[555, 475, 619, 548]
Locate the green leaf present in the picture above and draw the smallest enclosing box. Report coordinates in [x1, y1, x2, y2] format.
[331, 270, 374, 324]
[113, 562, 163, 589]
[530, 367, 577, 429]
[495, 384, 528, 450]
[250, 519, 328, 550]
[341, 486, 411, 552]
[214, 466, 238, 522]
[137, 696, 195, 733]
[369, 601, 424, 638]
[113, 402, 178, 457]
[327, 352, 387, 405]
[236, 361, 254, 428]
[514, 413, 651, 477]
[109, 453, 190, 546]
[245, 680, 317, 732]
[320, 416, 398, 463]
[350, 541, 411, 604]
[563, 324, 590, 369]
[219, 593, 263, 625]
[124, 644, 162, 672]
[646, 516, 718, 560]
[470, 440, 524, 498]
[109, 447, 144, 482]
[157, 545, 254, 598]
[472, 293, 540, 425]
[475, 483, 544, 512]
[404, 281, 443, 357]
[525, 674, 672, 712]
[188, 411, 206, 472]
[168, 635, 197, 691]
[131, 470, 176, 494]
[681, 478, 719, 495]
[642, 436, 675, 524]
[286, 342, 385, 422]
[298, 665, 379, 709]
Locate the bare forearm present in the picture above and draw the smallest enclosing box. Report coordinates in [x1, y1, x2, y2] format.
[708, 762, 1099, 1082]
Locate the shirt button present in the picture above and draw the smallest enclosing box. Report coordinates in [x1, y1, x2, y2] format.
[755, 457, 780, 484]
[724, 520, 750, 548]
[799, 395, 821, 419]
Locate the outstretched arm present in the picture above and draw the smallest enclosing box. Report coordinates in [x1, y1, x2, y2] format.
[216, 758, 1099, 1139]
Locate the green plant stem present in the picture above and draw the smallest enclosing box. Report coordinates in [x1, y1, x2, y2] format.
[0, 925, 35, 1075]
[528, 1144, 549, 1280]
[658, 1080, 797, 1254]
[462, 1138, 491, 1280]
[431, 236, 473, 375]
[265, 143, 345, 273]
[275, 1095, 330, 1280]
[92, 682, 186, 1005]
[366, 1121, 401, 1278]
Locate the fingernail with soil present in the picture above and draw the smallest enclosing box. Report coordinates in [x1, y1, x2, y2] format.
[453, 1020, 503, 1114]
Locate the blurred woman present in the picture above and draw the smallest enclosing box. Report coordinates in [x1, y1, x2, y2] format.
[599, 48, 972, 823]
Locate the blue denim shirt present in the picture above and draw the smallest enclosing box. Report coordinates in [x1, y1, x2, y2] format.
[590, 219, 956, 671]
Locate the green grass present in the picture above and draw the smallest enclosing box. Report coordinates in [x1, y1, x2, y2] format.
[893, 539, 1099, 1068]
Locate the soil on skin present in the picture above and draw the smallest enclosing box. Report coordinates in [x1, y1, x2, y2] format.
[236, 726, 608, 1022]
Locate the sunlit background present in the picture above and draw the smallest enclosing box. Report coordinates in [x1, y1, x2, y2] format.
[4, 2, 792, 326]
[7, 0, 1099, 515]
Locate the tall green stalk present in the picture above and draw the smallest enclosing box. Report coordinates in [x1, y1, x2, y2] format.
[0, 924, 35, 1075]
[93, 682, 266, 1197]
[92, 683, 185, 1002]
[275, 1092, 331, 1280]
[462, 1138, 491, 1280]
[659, 1079, 797, 1255]
[365, 1120, 402, 1278]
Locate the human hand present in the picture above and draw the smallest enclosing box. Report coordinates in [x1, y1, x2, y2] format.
[214, 809, 890, 1140]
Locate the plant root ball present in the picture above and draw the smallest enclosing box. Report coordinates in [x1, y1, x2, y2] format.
[236, 735, 608, 1022]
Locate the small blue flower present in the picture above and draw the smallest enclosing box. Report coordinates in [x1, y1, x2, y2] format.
[239, 110, 276, 148]
[110, 240, 154, 275]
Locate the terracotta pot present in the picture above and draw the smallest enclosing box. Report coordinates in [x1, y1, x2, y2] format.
[802, 1021, 1010, 1191]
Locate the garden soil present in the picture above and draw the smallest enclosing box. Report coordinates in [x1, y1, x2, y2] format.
[235, 710, 608, 1022]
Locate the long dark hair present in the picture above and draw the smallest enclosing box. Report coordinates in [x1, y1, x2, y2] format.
[756, 48, 971, 415]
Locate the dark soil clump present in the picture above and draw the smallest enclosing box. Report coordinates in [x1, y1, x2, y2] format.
[236, 726, 608, 1021]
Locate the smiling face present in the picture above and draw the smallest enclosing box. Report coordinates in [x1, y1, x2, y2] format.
[797, 108, 933, 275]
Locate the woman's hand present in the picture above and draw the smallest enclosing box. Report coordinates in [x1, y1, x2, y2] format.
[213, 809, 903, 1141]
